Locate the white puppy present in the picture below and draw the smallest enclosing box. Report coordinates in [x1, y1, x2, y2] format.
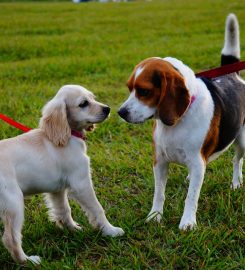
[0, 85, 124, 264]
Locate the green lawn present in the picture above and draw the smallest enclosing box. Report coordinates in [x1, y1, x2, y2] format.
[0, 0, 244, 269]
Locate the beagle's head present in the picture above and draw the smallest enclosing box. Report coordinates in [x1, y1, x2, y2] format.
[118, 57, 191, 126]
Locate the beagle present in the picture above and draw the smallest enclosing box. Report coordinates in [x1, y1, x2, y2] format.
[118, 14, 245, 230]
[0, 85, 124, 264]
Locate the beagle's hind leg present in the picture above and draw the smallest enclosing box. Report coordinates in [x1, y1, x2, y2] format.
[232, 126, 245, 189]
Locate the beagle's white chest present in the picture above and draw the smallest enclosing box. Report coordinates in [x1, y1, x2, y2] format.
[154, 121, 191, 164]
[154, 108, 212, 165]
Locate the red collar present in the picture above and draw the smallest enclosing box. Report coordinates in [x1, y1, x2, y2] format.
[71, 130, 86, 140]
[0, 113, 86, 141]
[190, 95, 196, 105]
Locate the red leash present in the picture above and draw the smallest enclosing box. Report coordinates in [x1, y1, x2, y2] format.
[0, 113, 31, 132]
[1, 60, 245, 136]
[0, 113, 86, 140]
[195, 60, 245, 78]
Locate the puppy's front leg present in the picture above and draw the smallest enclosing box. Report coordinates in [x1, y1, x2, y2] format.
[179, 156, 206, 230]
[146, 156, 169, 223]
[69, 162, 124, 237]
[71, 182, 124, 237]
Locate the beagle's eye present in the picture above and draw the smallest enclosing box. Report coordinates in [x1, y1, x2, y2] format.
[136, 88, 150, 97]
[79, 100, 89, 108]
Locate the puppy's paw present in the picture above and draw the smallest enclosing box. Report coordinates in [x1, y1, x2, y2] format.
[179, 216, 196, 231]
[146, 211, 162, 223]
[102, 225, 124, 237]
[27, 255, 41, 265]
[55, 218, 82, 231]
[68, 221, 82, 231]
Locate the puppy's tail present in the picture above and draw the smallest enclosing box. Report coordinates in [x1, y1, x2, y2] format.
[221, 13, 240, 66]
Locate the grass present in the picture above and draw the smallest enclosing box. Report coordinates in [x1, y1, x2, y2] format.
[0, 0, 244, 269]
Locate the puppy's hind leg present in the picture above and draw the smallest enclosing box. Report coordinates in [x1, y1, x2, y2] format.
[232, 126, 245, 189]
[1, 188, 40, 264]
[44, 189, 81, 231]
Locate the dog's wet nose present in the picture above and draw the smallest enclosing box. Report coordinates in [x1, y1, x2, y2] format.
[103, 106, 110, 116]
[118, 107, 128, 120]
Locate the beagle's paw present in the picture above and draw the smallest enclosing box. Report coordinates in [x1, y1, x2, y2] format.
[146, 211, 162, 223]
[231, 180, 243, 190]
[179, 215, 196, 231]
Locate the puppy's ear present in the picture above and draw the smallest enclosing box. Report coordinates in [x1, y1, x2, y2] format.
[39, 99, 71, 146]
[157, 71, 190, 126]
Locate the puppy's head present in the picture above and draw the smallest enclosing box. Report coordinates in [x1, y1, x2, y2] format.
[118, 57, 190, 126]
[39, 85, 110, 146]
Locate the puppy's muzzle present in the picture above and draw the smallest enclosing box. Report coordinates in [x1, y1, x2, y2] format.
[103, 106, 111, 117]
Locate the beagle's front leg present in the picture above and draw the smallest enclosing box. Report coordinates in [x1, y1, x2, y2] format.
[146, 154, 169, 223]
[179, 156, 206, 230]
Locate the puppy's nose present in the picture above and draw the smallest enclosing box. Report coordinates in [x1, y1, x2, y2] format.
[103, 106, 110, 116]
[118, 107, 128, 120]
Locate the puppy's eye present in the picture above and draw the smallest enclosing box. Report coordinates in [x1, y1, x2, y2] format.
[79, 100, 89, 108]
[136, 88, 150, 97]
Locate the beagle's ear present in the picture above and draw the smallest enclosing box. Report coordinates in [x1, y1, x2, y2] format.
[39, 99, 71, 146]
[126, 73, 135, 91]
[158, 72, 190, 126]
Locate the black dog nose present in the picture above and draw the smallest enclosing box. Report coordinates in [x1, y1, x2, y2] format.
[103, 106, 110, 115]
[118, 107, 128, 119]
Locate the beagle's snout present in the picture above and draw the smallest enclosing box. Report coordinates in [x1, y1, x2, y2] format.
[103, 106, 110, 116]
[118, 107, 129, 120]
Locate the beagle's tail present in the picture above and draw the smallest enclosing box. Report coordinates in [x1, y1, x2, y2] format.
[221, 13, 240, 66]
